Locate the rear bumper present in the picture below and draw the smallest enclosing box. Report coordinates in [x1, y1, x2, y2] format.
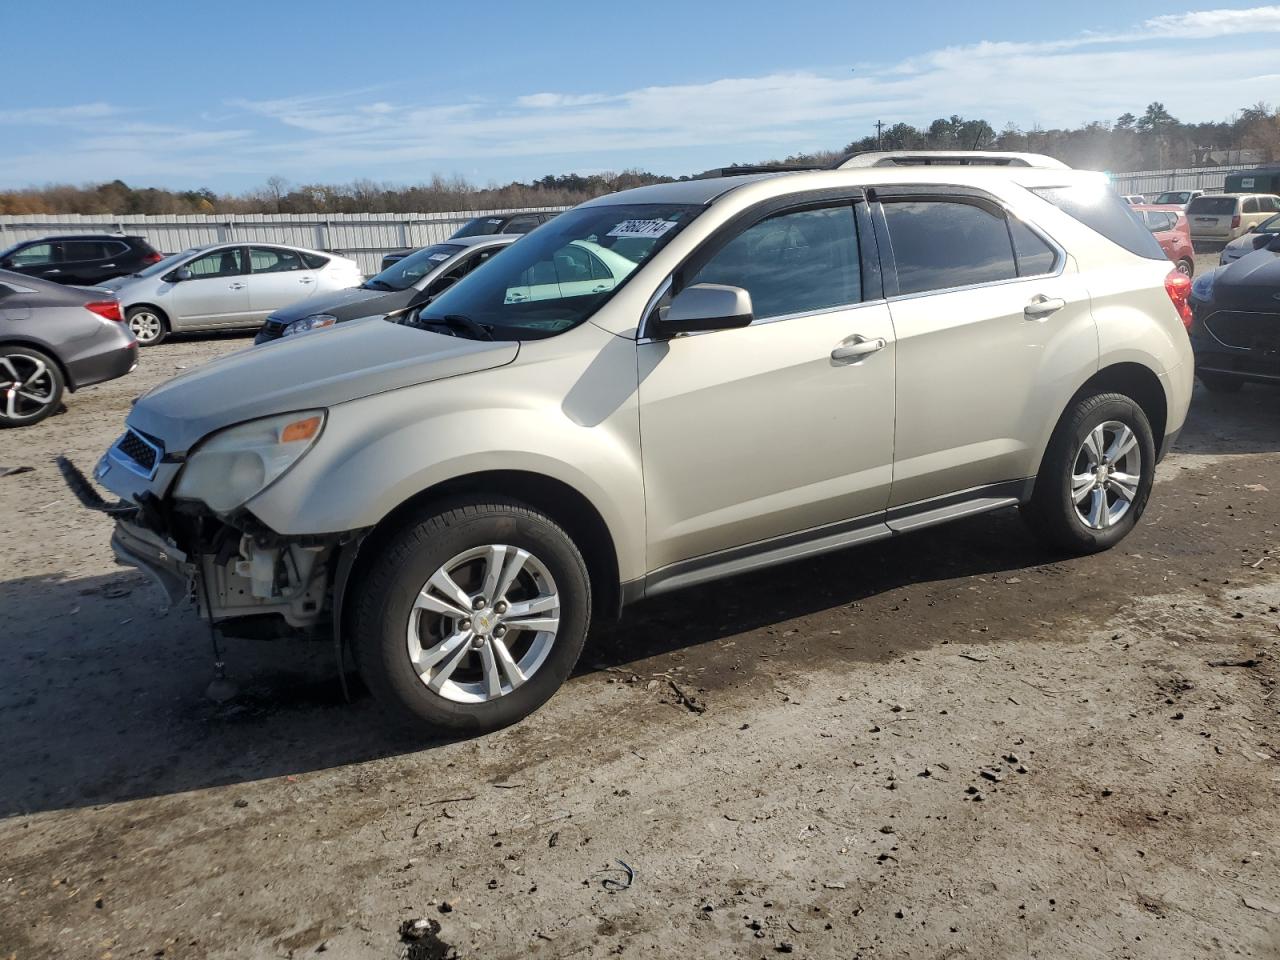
[65, 336, 137, 390]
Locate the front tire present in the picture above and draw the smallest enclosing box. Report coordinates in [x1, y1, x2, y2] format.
[352, 498, 592, 734]
[1022, 393, 1156, 554]
[126, 306, 169, 346]
[1176, 257, 1194, 277]
[0, 346, 65, 428]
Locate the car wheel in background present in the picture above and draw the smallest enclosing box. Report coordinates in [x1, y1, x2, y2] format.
[1022, 392, 1156, 555]
[1176, 258, 1193, 277]
[126, 306, 169, 346]
[0, 346, 65, 428]
[352, 497, 592, 734]
[1198, 372, 1244, 394]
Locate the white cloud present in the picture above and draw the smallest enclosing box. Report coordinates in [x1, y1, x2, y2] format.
[1144, 5, 1280, 37]
[4, 6, 1280, 188]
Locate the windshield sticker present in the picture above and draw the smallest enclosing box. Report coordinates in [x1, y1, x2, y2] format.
[488, 218, 503, 224]
[607, 219, 678, 239]
[428, 253, 451, 261]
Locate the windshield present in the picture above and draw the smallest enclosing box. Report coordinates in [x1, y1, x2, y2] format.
[402, 202, 701, 339]
[135, 249, 193, 277]
[1259, 213, 1280, 234]
[1155, 192, 1191, 204]
[365, 243, 463, 291]
[452, 216, 507, 238]
[0, 242, 23, 259]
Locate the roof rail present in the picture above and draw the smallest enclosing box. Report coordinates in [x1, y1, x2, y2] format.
[693, 163, 827, 180]
[837, 151, 1069, 170]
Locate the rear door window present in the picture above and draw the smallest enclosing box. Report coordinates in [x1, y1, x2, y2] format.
[881, 199, 1017, 295]
[249, 246, 305, 273]
[1243, 197, 1260, 214]
[504, 216, 541, 234]
[1033, 186, 1168, 260]
[689, 204, 862, 320]
[62, 240, 109, 261]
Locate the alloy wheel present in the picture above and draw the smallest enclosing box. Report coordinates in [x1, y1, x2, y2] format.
[406, 544, 561, 704]
[1071, 420, 1142, 530]
[0, 353, 58, 422]
[129, 310, 164, 344]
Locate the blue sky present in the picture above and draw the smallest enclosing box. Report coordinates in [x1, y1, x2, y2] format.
[2, 2, 1279, 192]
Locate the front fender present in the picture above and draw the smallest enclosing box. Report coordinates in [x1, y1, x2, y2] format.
[246, 324, 647, 582]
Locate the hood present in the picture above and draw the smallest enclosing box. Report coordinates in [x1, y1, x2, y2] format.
[128, 316, 518, 453]
[1222, 232, 1275, 261]
[268, 285, 408, 324]
[1209, 245, 1280, 309]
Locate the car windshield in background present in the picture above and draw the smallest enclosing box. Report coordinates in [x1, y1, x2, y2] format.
[1258, 213, 1280, 234]
[0, 242, 23, 259]
[135, 249, 193, 278]
[401, 203, 702, 339]
[452, 216, 508, 238]
[1188, 196, 1237, 215]
[1155, 192, 1192, 204]
[366, 243, 463, 291]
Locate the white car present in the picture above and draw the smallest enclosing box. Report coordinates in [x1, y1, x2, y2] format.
[1122, 195, 1146, 205]
[502, 240, 636, 303]
[105, 243, 363, 345]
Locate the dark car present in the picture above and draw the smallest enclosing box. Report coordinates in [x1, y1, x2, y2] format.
[0, 269, 137, 426]
[1188, 235, 1280, 392]
[255, 234, 516, 344]
[379, 211, 556, 270]
[0, 234, 164, 286]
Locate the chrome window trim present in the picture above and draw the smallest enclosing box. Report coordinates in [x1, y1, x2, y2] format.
[875, 191, 1067, 304]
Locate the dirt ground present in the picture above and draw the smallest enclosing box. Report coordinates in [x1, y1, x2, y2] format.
[3, 270, 1279, 960]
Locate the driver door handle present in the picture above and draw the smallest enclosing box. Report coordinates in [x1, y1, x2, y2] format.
[229, 282, 245, 290]
[831, 335, 886, 363]
[299, 276, 314, 284]
[1024, 295, 1066, 320]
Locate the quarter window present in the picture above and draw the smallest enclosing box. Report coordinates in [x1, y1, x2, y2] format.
[1244, 197, 1260, 214]
[689, 205, 862, 320]
[882, 199, 1017, 295]
[250, 246, 305, 273]
[186, 248, 243, 278]
[1009, 219, 1059, 276]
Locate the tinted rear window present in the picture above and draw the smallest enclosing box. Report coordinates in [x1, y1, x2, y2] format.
[452, 216, 506, 238]
[882, 199, 1018, 295]
[1187, 196, 1237, 215]
[1032, 186, 1166, 260]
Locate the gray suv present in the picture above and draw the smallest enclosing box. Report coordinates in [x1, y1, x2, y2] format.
[65, 155, 1194, 733]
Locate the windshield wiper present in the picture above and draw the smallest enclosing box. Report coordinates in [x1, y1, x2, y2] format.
[412, 313, 495, 341]
[363, 278, 395, 291]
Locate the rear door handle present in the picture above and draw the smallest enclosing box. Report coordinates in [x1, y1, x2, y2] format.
[229, 282, 246, 290]
[1024, 295, 1066, 320]
[42, 269, 61, 275]
[299, 276, 315, 284]
[831, 335, 886, 362]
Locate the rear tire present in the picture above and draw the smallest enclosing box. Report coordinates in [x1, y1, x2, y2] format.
[126, 306, 169, 346]
[1199, 372, 1244, 394]
[0, 346, 65, 428]
[1022, 392, 1155, 555]
[1176, 257, 1193, 277]
[352, 498, 592, 734]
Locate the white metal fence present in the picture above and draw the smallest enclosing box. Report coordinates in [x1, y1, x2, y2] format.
[0, 207, 567, 275]
[0, 165, 1269, 267]
[1109, 164, 1263, 197]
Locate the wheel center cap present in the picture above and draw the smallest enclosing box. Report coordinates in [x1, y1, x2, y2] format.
[1096, 464, 1109, 482]
[471, 608, 496, 636]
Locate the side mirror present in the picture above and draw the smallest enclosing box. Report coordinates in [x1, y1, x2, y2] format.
[166, 267, 193, 283]
[1267, 234, 1280, 253]
[1253, 232, 1273, 249]
[652, 283, 754, 338]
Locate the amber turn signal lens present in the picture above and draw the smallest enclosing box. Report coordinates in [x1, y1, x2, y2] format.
[280, 415, 323, 443]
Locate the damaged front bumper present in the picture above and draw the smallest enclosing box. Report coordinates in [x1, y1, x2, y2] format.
[58, 454, 351, 639]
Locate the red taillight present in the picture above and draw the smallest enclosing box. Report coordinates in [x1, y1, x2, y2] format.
[1231, 214, 1241, 229]
[85, 300, 123, 322]
[1164, 269, 1193, 330]
[141, 251, 163, 265]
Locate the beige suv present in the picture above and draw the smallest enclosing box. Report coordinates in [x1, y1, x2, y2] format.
[1186, 192, 1280, 244]
[68, 154, 1195, 733]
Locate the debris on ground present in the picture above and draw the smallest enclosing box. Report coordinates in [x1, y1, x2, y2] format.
[669, 679, 707, 714]
[1208, 658, 1260, 668]
[598, 859, 635, 892]
[0, 466, 33, 478]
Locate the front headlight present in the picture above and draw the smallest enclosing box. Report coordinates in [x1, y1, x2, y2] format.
[174, 410, 325, 513]
[1190, 269, 1217, 302]
[282, 314, 338, 337]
